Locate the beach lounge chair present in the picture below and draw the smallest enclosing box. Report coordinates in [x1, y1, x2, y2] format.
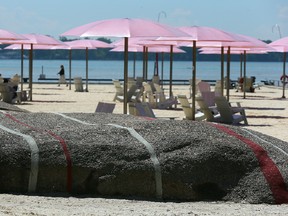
[95, 102, 116, 113]
[177, 95, 205, 121]
[114, 85, 138, 103]
[153, 83, 177, 109]
[142, 82, 156, 108]
[197, 81, 211, 95]
[200, 91, 215, 107]
[113, 80, 124, 101]
[215, 96, 248, 125]
[214, 80, 222, 96]
[74, 77, 84, 92]
[129, 102, 177, 120]
[196, 96, 221, 122]
[0, 83, 18, 104]
[189, 78, 201, 98]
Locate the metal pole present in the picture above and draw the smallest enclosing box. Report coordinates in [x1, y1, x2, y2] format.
[226, 47, 231, 102]
[29, 44, 33, 101]
[123, 37, 129, 114]
[21, 44, 24, 92]
[69, 49, 72, 90]
[192, 41, 197, 121]
[220, 47, 224, 96]
[85, 47, 89, 92]
[282, 52, 286, 98]
[243, 51, 247, 99]
[169, 45, 173, 97]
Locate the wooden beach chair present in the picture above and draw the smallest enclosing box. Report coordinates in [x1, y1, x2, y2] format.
[113, 80, 124, 102]
[95, 102, 116, 113]
[196, 96, 221, 122]
[178, 95, 206, 121]
[129, 102, 177, 120]
[215, 96, 248, 125]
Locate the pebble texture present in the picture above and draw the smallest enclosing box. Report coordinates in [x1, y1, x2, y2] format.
[0, 109, 288, 204]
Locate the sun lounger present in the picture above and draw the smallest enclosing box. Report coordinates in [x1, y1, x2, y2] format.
[95, 102, 116, 113]
[215, 96, 248, 125]
[129, 102, 177, 120]
[196, 96, 221, 122]
[178, 95, 205, 121]
[113, 80, 124, 101]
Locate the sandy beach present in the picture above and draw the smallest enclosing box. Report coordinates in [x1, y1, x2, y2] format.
[1, 82, 288, 215]
[16, 82, 288, 142]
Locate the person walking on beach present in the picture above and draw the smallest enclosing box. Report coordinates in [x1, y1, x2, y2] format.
[57, 65, 68, 87]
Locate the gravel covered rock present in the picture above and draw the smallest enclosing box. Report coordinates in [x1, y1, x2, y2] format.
[0, 111, 288, 204]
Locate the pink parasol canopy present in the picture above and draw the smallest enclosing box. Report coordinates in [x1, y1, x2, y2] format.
[64, 39, 113, 91]
[158, 26, 249, 119]
[5, 34, 65, 98]
[268, 37, 288, 98]
[0, 29, 27, 41]
[61, 18, 189, 115]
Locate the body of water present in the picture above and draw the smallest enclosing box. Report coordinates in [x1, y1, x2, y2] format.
[0, 59, 285, 83]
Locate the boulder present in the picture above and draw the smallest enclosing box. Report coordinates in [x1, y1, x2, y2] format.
[0, 111, 288, 204]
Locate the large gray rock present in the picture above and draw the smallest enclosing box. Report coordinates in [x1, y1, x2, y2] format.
[0, 111, 288, 204]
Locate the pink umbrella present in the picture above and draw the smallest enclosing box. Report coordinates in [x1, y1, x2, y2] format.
[111, 45, 185, 83]
[0, 29, 27, 41]
[268, 37, 288, 98]
[157, 26, 248, 120]
[5, 34, 64, 99]
[64, 39, 113, 91]
[61, 18, 189, 115]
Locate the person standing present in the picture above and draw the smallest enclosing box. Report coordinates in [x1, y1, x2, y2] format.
[57, 65, 68, 87]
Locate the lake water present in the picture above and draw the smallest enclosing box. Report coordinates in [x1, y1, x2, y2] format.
[0, 59, 285, 83]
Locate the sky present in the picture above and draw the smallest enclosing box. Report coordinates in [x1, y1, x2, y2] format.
[0, 0, 288, 41]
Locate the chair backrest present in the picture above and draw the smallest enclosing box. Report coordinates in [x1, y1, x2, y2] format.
[127, 85, 138, 102]
[214, 80, 222, 96]
[215, 96, 234, 123]
[113, 80, 124, 94]
[0, 83, 14, 103]
[153, 83, 163, 93]
[196, 96, 216, 122]
[177, 95, 190, 107]
[135, 102, 156, 118]
[200, 91, 215, 107]
[143, 82, 153, 93]
[95, 102, 116, 113]
[131, 86, 144, 103]
[152, 75, 160, 84]
[198, 81, 211, 94]
[136, 77, 143, 88]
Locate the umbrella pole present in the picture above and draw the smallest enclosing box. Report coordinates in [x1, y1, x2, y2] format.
[69, 50, 72, 90]
[142, 46, 145, 81]
[220, 47, 224, 96]
[192, 41, 196, 121]
[145, 47, 148, 81]
[243, 51, 247, 99]
[123, 37, 129, 114]
[282, 52, 286, 98]
[21, 44, 24, 92]
[133, 53, 136, 79]
[85, 47, 88, 92]
[169, 45, 173, 98]
[226, 46, 231, 102]
[161, 52, 164, 88]
[29, 44, 33, 101]
[240, 53, 243, 78]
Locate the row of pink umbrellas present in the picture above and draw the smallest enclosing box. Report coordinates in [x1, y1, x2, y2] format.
[2, 18, 288, 120]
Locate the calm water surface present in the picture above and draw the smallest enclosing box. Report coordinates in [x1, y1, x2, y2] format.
[0, 59, 284, 83]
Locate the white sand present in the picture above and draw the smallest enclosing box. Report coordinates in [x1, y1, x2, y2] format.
[1, 83, 288, 215]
